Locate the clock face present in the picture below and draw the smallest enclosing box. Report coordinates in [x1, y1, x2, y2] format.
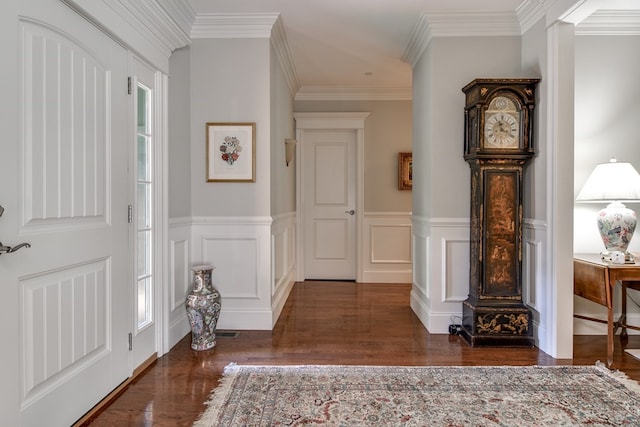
[484, 96, 520, 148]
[485, 112, 519, 148]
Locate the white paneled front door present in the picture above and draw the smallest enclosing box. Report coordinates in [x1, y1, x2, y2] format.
[0, 1, 131, 425]
[303, 130, 357, 280]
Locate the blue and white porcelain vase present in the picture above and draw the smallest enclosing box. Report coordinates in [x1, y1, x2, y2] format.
[186, 265, 221, 351]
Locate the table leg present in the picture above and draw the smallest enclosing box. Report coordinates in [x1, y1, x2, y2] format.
[607, 305, 614, 367]
[620, 282, 629, 341]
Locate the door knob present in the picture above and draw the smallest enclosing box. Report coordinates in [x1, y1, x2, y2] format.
[0, 241, 30, 255]
[345, 210, 355, 215]
[0, 205, 31, 255]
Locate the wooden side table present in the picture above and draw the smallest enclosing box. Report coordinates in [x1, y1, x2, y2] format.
[573, 254, 640, 367]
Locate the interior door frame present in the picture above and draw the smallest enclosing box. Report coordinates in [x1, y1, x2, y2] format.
[129, 54, 169, 367]
[293, 112, 370, 283]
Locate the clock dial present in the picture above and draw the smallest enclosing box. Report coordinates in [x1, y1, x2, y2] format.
[484, 112, 519, 148]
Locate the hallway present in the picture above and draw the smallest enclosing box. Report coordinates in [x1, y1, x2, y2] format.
[83, 282, 640, 426]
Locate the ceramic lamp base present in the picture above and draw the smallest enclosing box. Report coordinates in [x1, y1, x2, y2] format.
[597, 201, 637, 262]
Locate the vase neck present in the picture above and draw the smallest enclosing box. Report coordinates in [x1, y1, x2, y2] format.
[193, 269, 212, 292]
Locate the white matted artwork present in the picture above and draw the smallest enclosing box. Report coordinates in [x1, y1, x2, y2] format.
[206, 122, 256, 182]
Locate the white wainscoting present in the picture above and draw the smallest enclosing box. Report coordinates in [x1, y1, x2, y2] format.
[182, 216, 275, 330]
[271, 212, 297, 325]
[527, 218, 640, 337]
[167, 217, 191, 349]
[169, 215, 295, 337]
[362, 212, 412, 283]
[410, 216, 470, 333]
[523, 219, 545, 344]
[410, 216, 546, 338]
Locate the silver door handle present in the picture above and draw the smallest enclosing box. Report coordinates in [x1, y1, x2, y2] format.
[0, 241, 30, 255]
[0, 205, 30, 255]
[345, 210, 355, 215]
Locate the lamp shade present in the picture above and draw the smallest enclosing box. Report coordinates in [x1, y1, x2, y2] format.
[576, 158, 640, 202]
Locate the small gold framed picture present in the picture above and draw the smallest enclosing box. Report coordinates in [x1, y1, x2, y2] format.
[398, 152, 412, 190]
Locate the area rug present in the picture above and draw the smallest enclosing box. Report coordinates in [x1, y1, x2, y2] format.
[194, 363, 640, 426]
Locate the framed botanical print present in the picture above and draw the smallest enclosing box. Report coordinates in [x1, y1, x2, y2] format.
[206, 122, 256, 182]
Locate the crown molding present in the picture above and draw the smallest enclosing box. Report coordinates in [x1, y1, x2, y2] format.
[156, 0, 196, 40]
[403, 11, 521, 67]
[516, 0, 548, 34]
[295, 86, 412, 101]
[402, 13, 432, 67]
[106, 0, 193, 52]
[576, 10, 640, 35]
[271, 16, 300, 95]
[191, 13, 279, 39]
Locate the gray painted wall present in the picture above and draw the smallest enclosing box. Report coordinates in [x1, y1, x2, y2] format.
[168, 46, 191, 218]
[189, 38, 272, 217]
[574, 34, 640, 255]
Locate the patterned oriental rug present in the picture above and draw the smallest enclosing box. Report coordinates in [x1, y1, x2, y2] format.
[194, 363, 640, 426]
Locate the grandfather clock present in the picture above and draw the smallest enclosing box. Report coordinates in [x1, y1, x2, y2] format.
[460, 78, 539, 347]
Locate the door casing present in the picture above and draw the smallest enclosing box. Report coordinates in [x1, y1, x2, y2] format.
[293, 112, 370, 283]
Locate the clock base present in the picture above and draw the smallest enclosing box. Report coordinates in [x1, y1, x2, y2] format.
[459, 300, 535, 347]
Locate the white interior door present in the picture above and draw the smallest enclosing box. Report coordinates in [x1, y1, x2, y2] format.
[0, 2, 131, 425]
[303, 130, 357, 279]
[131, 57, 159, 370]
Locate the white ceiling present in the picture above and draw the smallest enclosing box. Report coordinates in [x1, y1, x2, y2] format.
[187, 0, 640, 96]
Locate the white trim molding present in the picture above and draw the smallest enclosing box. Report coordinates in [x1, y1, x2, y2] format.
[191, 13, 279, 39]
[362, 212, 413, 283]
[403, 11, 521, 66]
[410, 216, 470, 333]
[295, 86, 412, 102]
[190, 216, 274, 330]
[293, 112, 371, 283]
[271, 212, 297, 325]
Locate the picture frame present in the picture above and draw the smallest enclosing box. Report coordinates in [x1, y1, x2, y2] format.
[206, 122, 256, 182]
[398, 152, 412, 190]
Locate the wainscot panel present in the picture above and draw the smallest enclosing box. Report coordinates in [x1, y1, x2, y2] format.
[362, 212, 412, 283]
[168, 217, 192, 349]
[411, 216, 470, 334]
[191, 216, 273, 330]
[271, 212, 297, 326]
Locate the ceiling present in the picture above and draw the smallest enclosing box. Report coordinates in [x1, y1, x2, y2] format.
[187, 0, 640, 97]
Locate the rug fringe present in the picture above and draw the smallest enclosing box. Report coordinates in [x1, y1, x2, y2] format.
[594, 360, 640, 394]
[192, 363, 240, 427]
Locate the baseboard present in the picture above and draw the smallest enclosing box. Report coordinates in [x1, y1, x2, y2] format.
[217, 309, 274, 330]
[361, 270, 412, 283]
[168, 313, 191, 350]
[574, 314, 640, 335]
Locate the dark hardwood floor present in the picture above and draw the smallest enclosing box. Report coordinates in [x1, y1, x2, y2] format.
[82, 281, 640, 426]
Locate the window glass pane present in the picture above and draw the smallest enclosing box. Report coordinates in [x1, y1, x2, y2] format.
[137, 277, 151, 326]
[137, 230, 150, 277]
[137, 86, 148, 133]
[137, 183, 151, 229]
[137, 135, 149, 181]
[136, 81, 152, 331]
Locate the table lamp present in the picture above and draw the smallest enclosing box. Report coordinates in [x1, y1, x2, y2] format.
[576, 158, 640, 263]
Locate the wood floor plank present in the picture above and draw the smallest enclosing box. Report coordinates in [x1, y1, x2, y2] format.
[81, 281, 640, 426]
